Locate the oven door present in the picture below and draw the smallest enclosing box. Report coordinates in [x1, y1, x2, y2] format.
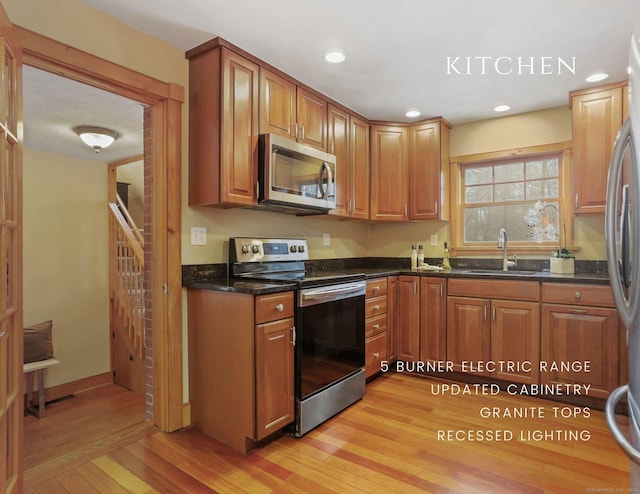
[296, 282, 365, 400]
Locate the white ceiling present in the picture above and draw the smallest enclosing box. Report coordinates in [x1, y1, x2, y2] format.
[23, 1, 640, 162]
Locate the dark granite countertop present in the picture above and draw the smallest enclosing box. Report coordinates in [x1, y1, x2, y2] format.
[185, 278, 297, 295]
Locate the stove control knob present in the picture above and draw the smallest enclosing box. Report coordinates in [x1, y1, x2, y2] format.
[252, 245, 260, 254]
[297, 245, 305, 253]
[290, 245, 297, 253]
[241, 244, 250, 254]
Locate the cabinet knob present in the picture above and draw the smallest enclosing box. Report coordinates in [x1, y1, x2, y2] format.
[574, 291, 582, 300]
[275, 303, 284, 311]
[373, 352, 380, 359]
[373, 324, 380, 330]
[373, 305, 380, 311]
[373, 286, 380, 292]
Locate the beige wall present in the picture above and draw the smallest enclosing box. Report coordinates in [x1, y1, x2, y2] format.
[23, 147, 110, 388]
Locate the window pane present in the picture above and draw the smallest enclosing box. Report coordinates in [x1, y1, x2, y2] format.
[464, 203, 553, 243]
[495, 182, 524, 201]
[465, 185, 492, 203]
[465, 166, 492, 185]
[526, 179, 559, 199]
[527, 158, 558, 179]
[494, 162, 524, 183]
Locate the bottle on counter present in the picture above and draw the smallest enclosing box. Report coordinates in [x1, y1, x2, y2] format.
[442, 241, 451, 271]
[411, 244, 418, 271]
[417, 244, 424, 267]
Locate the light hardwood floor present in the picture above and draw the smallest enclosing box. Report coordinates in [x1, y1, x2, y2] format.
[24, 373, 631, 493]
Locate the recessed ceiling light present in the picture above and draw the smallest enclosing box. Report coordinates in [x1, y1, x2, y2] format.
[494, 105, 511, 112]
[405, 110, 421, 118]
[325, 51, 346, 63]
[586, 72, 609, 83]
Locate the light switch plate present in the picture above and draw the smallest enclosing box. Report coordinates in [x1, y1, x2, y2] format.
[191, 226, 207, 246]
[430, 234, 438, 246]
[322, 233, 331, 246]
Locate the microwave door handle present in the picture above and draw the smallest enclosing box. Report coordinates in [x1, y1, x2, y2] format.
[317, 161, 333, 199]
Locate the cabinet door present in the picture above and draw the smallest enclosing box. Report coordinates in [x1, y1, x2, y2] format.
[297, 87, 327, 150]
[260, 68, 296, 139]
[327, 104, 349, 217]
[409, 121, 449, 220]
[446, 296, 491, 374]
[420, 277, 446, 363]
[255, 318, 295, 440]
[387, 276, 398, 362]
[370, 125, 408, 221]
[350, 115, 371, 220]
[541, 304, 619, 399]
[491, 300, 540, 384]
[397, 276, 420, 361]
[572, 86, 623, 214]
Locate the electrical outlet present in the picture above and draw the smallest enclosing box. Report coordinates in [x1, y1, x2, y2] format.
[322, 233, 331, 246]
[430, 234, 438, 246]
[191, 226, 207, 246]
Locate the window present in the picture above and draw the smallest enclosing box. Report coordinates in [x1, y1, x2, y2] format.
[451, 142, 573, 254]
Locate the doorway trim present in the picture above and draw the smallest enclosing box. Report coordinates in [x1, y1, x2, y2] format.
[16, 26, 184, 432]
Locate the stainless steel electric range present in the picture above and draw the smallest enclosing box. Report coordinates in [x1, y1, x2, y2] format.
[230, 237, 366, 436]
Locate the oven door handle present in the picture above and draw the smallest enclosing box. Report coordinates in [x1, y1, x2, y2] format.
[301, 283, 365, 301]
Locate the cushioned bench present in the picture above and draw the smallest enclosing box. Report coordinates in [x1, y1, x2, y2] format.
[24, 358, 59, 418]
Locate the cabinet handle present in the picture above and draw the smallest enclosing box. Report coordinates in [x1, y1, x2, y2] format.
[575, 193, 579, 208]
[0, 331, 6, 339]
[291, 326, 296, 346]
[440, 284, 443, 298]
[294, 123, 298, 139]
[268, 334, 285, 342]
[484, 306, 487, 320]
[414, 281, 417, 295]
[569, 309, 588, 314]
[574, 292, 582, 300]
[434, 202, 438, 214]
[492, 306, 496, 321]
[275, 303, 284, 311]
[300, 125, 305, 141]
[256, 181, 260, 199]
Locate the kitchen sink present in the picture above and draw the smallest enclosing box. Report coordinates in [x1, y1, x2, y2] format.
[460, 269, 539, 276]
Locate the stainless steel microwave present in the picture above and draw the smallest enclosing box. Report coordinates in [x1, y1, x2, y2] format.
[257, 133, 336, 215]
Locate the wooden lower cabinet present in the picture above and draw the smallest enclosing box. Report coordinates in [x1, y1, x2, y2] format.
[187, 288, 295, 452]
[365, 278, 389, 378]
[420, 277, 447, 363]
[446, 296, 490, 374]
[541, 303, 619, 399]
[396, 276, 420, 361]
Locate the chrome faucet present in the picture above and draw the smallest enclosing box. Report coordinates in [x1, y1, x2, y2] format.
[497, 228, 517, 271]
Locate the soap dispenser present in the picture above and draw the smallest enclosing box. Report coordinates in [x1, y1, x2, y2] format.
[442, 241, 451, 271]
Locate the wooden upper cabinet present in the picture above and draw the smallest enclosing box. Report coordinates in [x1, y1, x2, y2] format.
[259, 68, 296, 138]
[370, 125, 409, 221]
[409, 119, 451, 220]
[188, 45, 259, 207]
[328, 105, 370, 219]
[571, 82, 625, 214]
[260, 67, 327, 150]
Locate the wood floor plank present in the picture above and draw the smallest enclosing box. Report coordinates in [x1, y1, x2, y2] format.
[74, 462, 130, 494]
[92, 455, 156, 494]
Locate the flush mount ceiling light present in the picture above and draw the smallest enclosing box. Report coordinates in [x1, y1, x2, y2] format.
[73, 125, 120, 153]
[494, 105, 511, 113]
[405, 110, 421, 118]
[586, 72, 609, 83]
[325, 51, 346, 63]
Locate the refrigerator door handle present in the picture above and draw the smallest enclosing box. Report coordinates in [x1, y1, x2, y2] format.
[606, 384, 640, 466]
[620, 184, 631, 288]
[606, 118, 640, 329]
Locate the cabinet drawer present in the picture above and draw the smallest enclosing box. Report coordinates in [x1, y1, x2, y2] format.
[255, 291, 294, 324]
[448, 278, 539, 301]
[365, 332, 388, 379]
[541, 283, 615, 307]
[366, 278, 388, 298]
[365, 296, 387, 319]
[365, 313, 387, 339]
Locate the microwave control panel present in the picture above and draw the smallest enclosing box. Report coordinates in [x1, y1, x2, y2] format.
[230, 237, 309, 263]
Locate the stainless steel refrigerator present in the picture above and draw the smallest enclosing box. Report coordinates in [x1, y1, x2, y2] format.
[606, 14, 640, 488]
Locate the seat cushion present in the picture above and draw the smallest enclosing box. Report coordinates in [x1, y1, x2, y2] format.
[24, 320, 54, 364]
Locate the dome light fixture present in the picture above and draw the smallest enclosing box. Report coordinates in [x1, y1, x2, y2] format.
[325, 51, 346, 63]
[405, 110, 421, 118]
[73, 125, 120, 153]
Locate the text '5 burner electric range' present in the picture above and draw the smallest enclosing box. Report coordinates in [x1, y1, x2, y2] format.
[230, 237, 366, 436]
